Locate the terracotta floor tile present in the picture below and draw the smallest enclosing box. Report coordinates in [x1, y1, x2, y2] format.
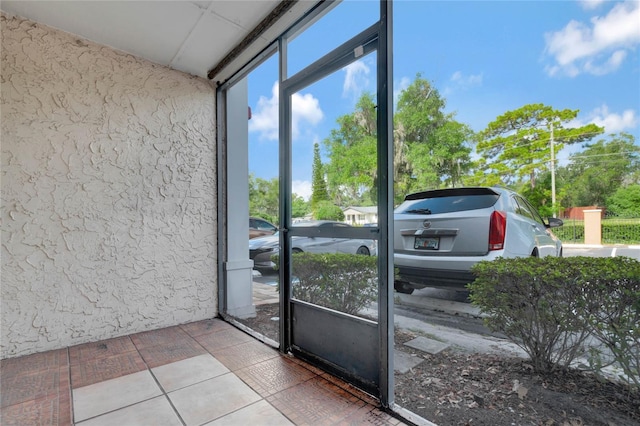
[138, 338, 207, 368]
[235, 356, 317, 397]
[195, 328, 254, 353]
[69, 336, 136, 365]
[266, 376, 366, 425]
[57, 364, 73, 425]
[180, 318, 233, 337]
[0, 394, 62, 426]
[207, 339, 280, 371]
[336, 405, 403, 425]
[1, 369, 60, 408]
[320, 372, 380, 406]
[0, 349, 68, 378]
[70, 351, 147, 389]
[288, 356, 326, 375]
[130, 326, 193, 350]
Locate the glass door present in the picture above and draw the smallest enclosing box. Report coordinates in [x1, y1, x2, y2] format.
[279, 9, 393, 402]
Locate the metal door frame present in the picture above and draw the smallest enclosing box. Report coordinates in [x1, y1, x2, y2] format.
[277, 1, 394, 406]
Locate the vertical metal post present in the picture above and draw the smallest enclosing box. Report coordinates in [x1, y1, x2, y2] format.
[216, 88, 227, 315]
[278, 36, 292, 353]
[377, 0, 394, 408]
[550, 123, 556, 218]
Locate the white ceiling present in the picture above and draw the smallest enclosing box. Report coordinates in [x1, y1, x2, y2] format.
[0, 1, 316, 83]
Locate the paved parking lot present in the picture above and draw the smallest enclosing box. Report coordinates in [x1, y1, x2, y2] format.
[564, 244, 640, 260]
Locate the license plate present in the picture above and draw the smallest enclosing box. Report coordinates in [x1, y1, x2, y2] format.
[414, 236, 439, 250]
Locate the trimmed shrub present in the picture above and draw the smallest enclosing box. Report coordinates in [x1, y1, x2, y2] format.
[469, 257, 596, 373]
[469, 256, 640, 383]
[275, 252, 377, 315]
[602, 218, 640, 244]
[552, 220, 585, 243]
[582, 257, 640, 387]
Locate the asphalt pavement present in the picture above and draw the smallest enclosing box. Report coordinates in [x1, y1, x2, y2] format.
[563, 243, 640, 260]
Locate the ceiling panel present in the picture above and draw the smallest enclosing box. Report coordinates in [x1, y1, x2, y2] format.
[171, 11, 247, 78]
[0, 0, 317, 81]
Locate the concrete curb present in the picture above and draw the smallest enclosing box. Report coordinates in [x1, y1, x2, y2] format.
[394, 293, 485, 319]
[563, 243, 640, 249]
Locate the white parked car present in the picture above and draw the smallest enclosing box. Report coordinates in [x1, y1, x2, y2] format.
[394, 187, 563, 294]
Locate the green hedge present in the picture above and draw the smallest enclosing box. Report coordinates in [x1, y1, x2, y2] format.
[602, 219, 640, 244]
[469, 256, 640, 387]
[552, 219, 640, 244]
[274, 252, 377, 316]
[552, 220, 585, 243]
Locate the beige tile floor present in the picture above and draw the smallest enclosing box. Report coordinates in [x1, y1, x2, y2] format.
[1, 318, 408, 425]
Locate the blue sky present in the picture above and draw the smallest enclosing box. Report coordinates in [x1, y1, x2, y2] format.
[248, 0, 640, 200]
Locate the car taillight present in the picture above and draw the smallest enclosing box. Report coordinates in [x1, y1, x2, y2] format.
[489, 210, 506, 251]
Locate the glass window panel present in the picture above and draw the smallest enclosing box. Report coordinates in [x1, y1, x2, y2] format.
[286, 1, 378, 78]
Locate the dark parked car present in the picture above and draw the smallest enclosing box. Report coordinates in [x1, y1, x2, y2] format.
[249, 220, 377, 270]
[249, 217, 277, 239]
[394, 186, 563, 294]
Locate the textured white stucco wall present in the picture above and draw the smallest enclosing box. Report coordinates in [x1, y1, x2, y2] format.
[1, 14, 218, 358]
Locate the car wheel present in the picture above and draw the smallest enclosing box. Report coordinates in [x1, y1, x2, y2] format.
[531, 248, 539, 257]
[356, 246, 370, 256]
[292, 248, 303, 254]
[394, 281, 414, 295]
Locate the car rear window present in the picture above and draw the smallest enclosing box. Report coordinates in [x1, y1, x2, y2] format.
[395, 190, 500, 215]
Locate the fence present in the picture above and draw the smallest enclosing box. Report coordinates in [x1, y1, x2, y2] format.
[554, 213, 640, 245]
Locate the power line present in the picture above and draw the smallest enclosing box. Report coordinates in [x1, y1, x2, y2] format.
[477, 130, 607, 153]
[569, 151, 639, 160]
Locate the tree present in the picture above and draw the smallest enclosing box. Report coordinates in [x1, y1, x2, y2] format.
[311, 142, 330, 216]
[323, 93, 378, 206]
[607, 185, 640, 217]
[249, 174, 309, 222]
[475, 103, 604, 190]
[314, 201, 345, 221]
[561, 133, 639, 207]
[394, 75, 472, 200]
[292, 194, 310, 219]
[323, 76, 474, 205]
[407, 119, 473, 190]
[249, 174, 279, 223]
[518, 171, 555, 218]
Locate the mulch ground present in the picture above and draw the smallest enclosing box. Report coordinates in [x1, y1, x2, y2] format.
[236, 303, 640, 426]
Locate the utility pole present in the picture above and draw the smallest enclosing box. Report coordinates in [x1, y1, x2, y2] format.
[550, 123, 556, 218]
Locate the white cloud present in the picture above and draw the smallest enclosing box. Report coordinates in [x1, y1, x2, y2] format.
[579, 104, 638, 133]
[249, 83, 279, 141]
[584, 49, 628, 75]
[544, 1, 640, 77]
[343, 60, 371, 100]
[292, 180, 312, 201]
[249, 82, 323, 141]
[579, 0, 607, 10]
[443, 71, 483, 95]
[557, 104, 637, 164]
[450, 71, 483, 87]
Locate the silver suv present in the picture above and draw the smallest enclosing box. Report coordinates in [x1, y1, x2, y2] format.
[393, 187, 563, 294]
